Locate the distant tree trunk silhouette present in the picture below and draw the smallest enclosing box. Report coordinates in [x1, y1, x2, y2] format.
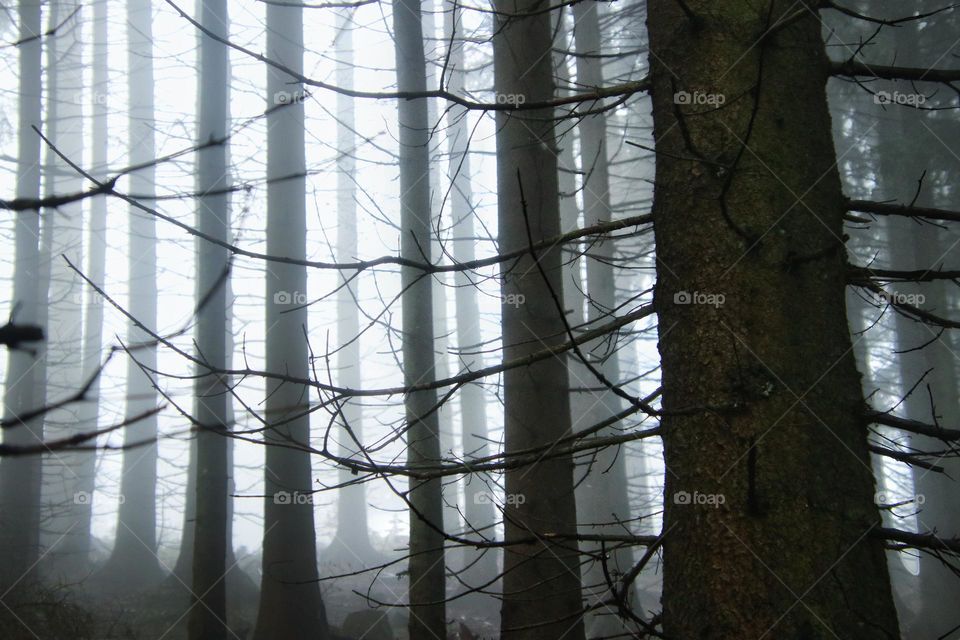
[327, 7, 379, 566]
[570, 3, 632, 635]
[444, 0, 497, 587]
[101, 0, 162, 590]
[392, 0, 447, 633]
[492, 0, 586, 636]
[188, 0, 231, 635]
[253, 1, 329, 637]
[0, 0, 45, 590]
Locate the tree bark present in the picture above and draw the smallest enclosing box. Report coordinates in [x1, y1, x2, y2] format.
[492, 0, 586, 637]
[0, 0, 44, 590]
[188, 0, 231, 635]
[102, 0, 162, 589]
[391, 0, 447, 635]
[648, 2, 900, 637]
[253, 2, 329, 637]
[444, 0, 498, 587]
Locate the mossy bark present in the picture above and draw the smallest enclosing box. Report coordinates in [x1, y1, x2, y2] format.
[647, 2, 900, 637]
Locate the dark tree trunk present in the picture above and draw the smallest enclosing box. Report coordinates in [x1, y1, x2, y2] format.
[648, 2, 900, 637]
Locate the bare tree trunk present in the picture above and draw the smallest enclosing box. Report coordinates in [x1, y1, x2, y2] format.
[253, 2, 329, 637]
[327, 7, 379, 565]
[444, 0, 497, 587]
[492, 0, 586, 636]
[40, 0, 86, 579]
[568, 3, 633, 634]
[648, 2, 899, 637]
[0, 0, 44, 590]
[187, 0, 231, 635]
[391, 0, 447, 636]
[102, 0, 161, 589]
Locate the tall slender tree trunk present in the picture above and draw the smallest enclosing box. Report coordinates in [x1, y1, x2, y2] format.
[492, 1, 586, 637]
[253, 2, 329, 637]
[102, 0, 161, 589]
[0, 0, 44, 590]
[391, 0, 447, 635]
[72, 0, 110, 576]
[648, 2, 899, 637]
[444, 0, 497, 587]
[569, 3, 633, 634]
[40, 0, 86, 578]
[188, 0, 231, 636]
[327, 7, 379, 565]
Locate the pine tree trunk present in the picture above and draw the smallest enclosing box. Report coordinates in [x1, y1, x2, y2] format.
[0, 0, 44, 590]
[254, 2, 329, 637]
[188, 0, 231, 635]
[492, 0, 586, 636]
[648, 2, 900, 637]
[391, 0, 447, 635]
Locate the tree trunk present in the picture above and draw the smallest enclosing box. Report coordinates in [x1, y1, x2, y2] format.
[648, 2, 900, 637]
[327, 7, 379, 565]
[391, 0, 447, 635]
[253, 2, 329, 637]
[0, 0, 44, 590]
[188, 0, 231, 635]
[444, 0, 497, 587]
[492, 0, 586, 636]
[570, 3, 633, 635]
[102, 0, 162, 590]
[40, 0, 87, 579]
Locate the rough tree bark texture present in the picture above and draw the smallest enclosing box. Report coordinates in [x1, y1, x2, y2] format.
[391, 0, 447, 635]
[0, 0, 44, 589]
[102, 0, 162, 589]
[648, 2, 900, 638]
[188, 0, 231, 636]
[254, 2, 329, 638]
[492, 0, 586, 637]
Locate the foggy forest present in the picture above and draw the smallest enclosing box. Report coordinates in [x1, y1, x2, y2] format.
[0, 0, 959, 638]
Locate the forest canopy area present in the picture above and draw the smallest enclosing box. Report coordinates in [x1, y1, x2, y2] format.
[0, 0, 958, 638]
